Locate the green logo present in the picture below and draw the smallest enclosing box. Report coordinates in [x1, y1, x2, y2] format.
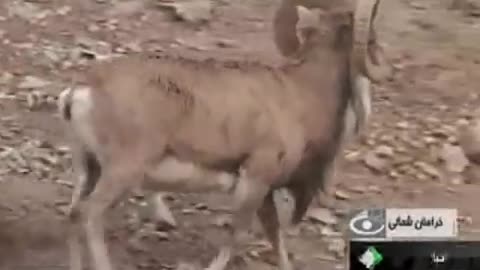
[358, 246, 383, 269]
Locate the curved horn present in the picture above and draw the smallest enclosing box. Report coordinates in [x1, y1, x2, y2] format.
[352, 0, 390, 82]
[273, 0, 300, 57]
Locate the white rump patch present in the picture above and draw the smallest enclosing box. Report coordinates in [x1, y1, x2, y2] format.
[57, 87, 72, 118]
[69, 86, 99, 152]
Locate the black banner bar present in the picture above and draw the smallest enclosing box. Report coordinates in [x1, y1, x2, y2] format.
[349, 241, 480, 270]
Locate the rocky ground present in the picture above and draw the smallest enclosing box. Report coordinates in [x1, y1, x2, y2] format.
[0, 0, 480, 269]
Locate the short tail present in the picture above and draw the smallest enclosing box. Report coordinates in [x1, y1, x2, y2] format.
[57, 87, 75, 121]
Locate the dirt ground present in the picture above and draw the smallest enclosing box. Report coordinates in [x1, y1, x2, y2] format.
[0, 0, 480, 269]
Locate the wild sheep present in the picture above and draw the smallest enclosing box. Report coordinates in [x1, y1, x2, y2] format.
[57, 0, 390, 270]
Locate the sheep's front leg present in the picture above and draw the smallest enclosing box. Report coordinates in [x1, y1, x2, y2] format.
[206, 169, 270, 270]
[207, 147, 289, 270]
[315, 157, 337, 208]
[257, 192, 293, 270]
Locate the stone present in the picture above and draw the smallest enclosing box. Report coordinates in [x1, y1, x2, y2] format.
[18, 76, 51, 89]
[459, 120, 480, 164]
[440, 144, 469, 173]
[463, 165, 480, 184]
[363, 151, 388, 173]
[306, 208, 338, 225]
[156, 0, 213, 24]
[374, 145, 394, 158]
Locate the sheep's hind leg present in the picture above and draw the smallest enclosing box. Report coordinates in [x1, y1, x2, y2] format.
[257, 192, 293, 270]
[80, 163, 142, 270]
[68, 147, 101, 270]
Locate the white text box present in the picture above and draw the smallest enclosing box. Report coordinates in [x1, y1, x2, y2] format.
[385, 208, 457, 239]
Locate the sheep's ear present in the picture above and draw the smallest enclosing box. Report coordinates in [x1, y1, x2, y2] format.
[273, 0, 300, 57]
[273, 0, 321, 58]
[296, 6, 319, 30]
[295, 6, 320, 45]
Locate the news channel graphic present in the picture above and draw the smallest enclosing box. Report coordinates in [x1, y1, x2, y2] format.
[349, 241, 480, 270]
[347, 208, 458, 240]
